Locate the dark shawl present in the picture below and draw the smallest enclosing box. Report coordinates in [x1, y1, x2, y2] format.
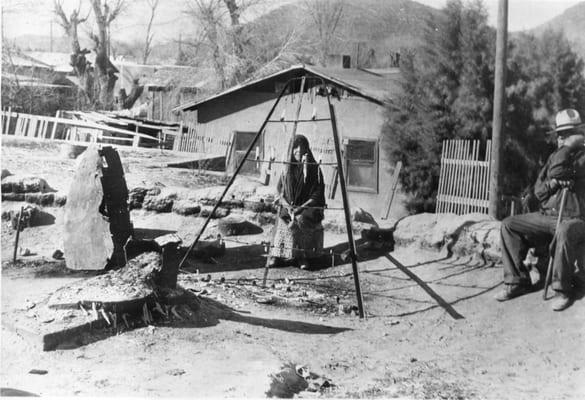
[278, 135, 325, 210]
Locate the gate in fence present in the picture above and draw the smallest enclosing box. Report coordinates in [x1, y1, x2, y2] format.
[436, 139, 492, 215]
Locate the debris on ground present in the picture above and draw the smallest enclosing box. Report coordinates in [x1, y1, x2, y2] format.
[52, 249, 64, 260]
[266, 362, 334, 398]
[28, 369, 48, 375]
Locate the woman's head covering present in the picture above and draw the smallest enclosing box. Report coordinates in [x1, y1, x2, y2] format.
[281, 135, 325, 208]
[291, 135, 310, 159]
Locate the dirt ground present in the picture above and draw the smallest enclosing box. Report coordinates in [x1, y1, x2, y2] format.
[1, 138, 584, 399]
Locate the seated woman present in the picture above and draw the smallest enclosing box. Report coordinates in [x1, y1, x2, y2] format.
[268, 135, 326, 269]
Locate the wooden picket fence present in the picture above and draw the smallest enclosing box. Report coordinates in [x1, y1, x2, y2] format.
[436, 139, 492, 215]
[173, 122, 234, 156]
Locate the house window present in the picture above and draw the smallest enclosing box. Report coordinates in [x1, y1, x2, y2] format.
[345, 138, 378, 193]
[227, 131, 263, 176]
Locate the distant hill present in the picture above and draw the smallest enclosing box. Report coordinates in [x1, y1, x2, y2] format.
[531, 1, 585, 61]
[6, 34, 72, 53]
[248, 0, 442, 68]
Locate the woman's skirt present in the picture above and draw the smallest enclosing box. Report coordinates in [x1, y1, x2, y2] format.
[268, 214, 324, 261]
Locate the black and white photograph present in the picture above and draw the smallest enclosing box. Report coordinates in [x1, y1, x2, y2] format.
[1, 0, 584, 398]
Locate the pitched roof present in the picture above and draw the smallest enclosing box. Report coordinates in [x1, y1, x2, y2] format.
[2, 52, 53, 70]
[308, 65, 402, 104]
[174, 64, 402, 112]
[24, 51, 95, 73]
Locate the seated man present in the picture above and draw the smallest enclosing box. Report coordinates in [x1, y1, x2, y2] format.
[496, 109, 585, 311]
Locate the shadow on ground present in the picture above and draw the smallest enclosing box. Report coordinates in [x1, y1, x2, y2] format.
[41, 290, 351, 351]
[182, 238, 394, 274]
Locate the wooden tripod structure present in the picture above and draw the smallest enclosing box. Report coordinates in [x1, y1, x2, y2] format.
[178, 76, 366, 318]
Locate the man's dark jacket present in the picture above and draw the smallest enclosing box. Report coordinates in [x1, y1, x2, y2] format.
[534, 146, 585, 219]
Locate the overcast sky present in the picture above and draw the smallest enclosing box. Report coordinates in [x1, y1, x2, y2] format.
[1, 0, 583, 45]
[416, 0, 582, 31]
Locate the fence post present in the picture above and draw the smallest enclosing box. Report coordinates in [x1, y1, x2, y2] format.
[5, 107, 12, 135]
[51, 110, 60, 140]
[133, 126, 140, 147]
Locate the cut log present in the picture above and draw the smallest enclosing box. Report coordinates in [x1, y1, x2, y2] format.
[47, 252, 162, 310]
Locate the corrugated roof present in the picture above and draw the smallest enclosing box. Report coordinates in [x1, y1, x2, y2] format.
[174, 64, 402, 112]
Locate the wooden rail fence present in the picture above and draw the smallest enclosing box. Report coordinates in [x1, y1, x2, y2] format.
[436, 139, 491, 215]
[1, 109, 161, 147]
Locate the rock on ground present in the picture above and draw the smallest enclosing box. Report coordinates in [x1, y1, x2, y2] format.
[128, 187, 148, 209]
[451, 219, 502, 262]
[143, 194, 174, 213]
[172, 200, 201, 216]
[199, 206, 230, 219]
[353, 207, 379, 227]
[5, 205, 55, 229]
[1, 175, 55, 193]
[393, 213, 492, 250]
[217, 217, 263, 236]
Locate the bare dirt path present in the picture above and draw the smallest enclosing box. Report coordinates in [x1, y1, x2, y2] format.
[2, 138, 584, 399]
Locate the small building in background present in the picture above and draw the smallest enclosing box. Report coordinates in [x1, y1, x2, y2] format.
[1, 50, 77, 115]
[140, 65, 214, 122]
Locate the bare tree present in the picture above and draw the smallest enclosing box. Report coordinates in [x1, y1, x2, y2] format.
[88, 0, 125, 109]
[185, 0, 263, 89]
[303, 0, 344, 66]
[54, 0, 95, 103]
[142, 0, 159, 64]
[54, 0, 124, 109]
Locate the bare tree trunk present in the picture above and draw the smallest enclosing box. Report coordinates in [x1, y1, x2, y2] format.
[143, 0, 159, 64]
[89, 0, 124, 110]
[304, 0, 344, 66]
[186, 0, 265, 89]
[54, 0, 95, 105]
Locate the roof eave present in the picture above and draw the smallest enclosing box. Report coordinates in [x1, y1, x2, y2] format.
[173, 64, 306, 113]
[173, 64, 394, 112]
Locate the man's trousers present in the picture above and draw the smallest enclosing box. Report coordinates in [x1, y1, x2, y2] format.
[500, 212, 585, 292]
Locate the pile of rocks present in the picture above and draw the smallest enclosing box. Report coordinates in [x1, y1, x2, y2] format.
[127, 179, 279, 220]
[1, 170, 66, 207]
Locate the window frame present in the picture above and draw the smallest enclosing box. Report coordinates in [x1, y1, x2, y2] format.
[343, 137, 379, 194]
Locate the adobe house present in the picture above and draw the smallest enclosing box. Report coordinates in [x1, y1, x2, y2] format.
[173, 61, 407, 220]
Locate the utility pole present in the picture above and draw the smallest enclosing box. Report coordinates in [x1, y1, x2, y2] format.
[489, 0, 508, 219]
[50, 21, 54, 52]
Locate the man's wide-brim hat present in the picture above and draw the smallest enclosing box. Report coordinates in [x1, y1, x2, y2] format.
[551, 108, 585, 135]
